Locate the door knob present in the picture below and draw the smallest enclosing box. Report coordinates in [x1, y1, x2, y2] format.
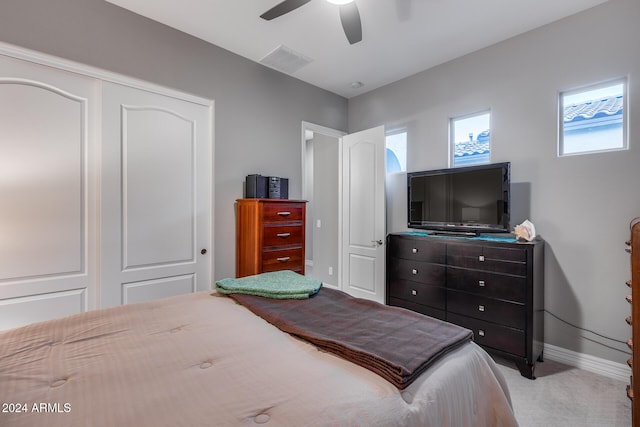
[201, 249, 207, 255]
[371, 239, 383, 246]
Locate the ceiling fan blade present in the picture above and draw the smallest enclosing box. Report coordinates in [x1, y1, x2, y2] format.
[260, 0, 313, 20]
[339, 2, 362, 44]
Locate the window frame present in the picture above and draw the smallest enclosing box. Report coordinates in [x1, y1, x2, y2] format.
[558, 77, 628, 157]
[385, 128, 407, 174]
[449, 110, 492, 168]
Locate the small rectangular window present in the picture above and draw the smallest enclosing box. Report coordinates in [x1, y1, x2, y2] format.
[451, 111, 491, 167]
[559, 78, 627, 156]
[386, 130, 407, 173]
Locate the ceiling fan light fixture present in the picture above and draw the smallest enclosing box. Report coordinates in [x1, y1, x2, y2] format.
[261, 0, 362, 44]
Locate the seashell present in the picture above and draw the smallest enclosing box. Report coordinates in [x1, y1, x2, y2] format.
[514, 219, 536, 241]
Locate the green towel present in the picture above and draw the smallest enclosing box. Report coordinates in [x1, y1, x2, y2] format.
[215, 270, 322, 299]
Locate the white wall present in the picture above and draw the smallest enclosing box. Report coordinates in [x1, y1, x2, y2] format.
[348, 0, 640, 364]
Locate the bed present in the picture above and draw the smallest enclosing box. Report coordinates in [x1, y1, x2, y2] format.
[1, 285, 518, 426]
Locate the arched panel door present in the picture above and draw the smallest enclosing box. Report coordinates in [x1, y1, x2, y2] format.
[342, 126, 386, 303]
[0, 54, 99, 329]
[100, 82, 212, 308]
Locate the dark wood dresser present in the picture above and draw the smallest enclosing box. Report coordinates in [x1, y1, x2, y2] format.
[236, 199, 306, 278]
[386, 232, 545, 379]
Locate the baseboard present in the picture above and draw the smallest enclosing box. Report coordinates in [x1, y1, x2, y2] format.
[544, 343, 630, 382]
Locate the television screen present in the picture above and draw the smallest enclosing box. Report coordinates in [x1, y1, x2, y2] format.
[407, 162, 510, 234]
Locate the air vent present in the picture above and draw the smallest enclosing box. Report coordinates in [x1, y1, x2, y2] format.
[259, 45, 313, 75]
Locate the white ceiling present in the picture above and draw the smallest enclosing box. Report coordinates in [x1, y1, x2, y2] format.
[105, 0, 608, 98]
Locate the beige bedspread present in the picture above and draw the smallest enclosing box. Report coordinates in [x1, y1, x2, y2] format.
[0, 290, 518, 427]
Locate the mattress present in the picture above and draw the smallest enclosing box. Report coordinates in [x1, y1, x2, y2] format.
[0, 290, 518, 426]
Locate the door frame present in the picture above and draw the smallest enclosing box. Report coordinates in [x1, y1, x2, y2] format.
[301, 122, 346, 288]
[301, 122, 386, 302]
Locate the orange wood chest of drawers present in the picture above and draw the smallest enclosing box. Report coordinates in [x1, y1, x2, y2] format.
[235, 199, 307, 278]
[626, 218, 640, 425]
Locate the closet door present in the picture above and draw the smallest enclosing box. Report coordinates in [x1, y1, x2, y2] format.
[0, 55, 98, 329]
[100, 82, 212, 307]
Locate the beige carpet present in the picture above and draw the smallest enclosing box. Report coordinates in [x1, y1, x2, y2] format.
[497, 358, 631, 426]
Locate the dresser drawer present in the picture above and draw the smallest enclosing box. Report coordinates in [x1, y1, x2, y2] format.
[262, 203, 304, 223]
[263, 224, 303, 247]
[389, 297, 445, 321]
[388, 278, 446, 310]
[388, 236, 445, 263]
[447, 244, 527, 276]
[447, 243, 526, 262]
[447, 289, 525, 329]
[262, 247, 304, 272]
[446, 267, 526, 303]
[447, 313, 525, 357]
[387, 258, 445, 286]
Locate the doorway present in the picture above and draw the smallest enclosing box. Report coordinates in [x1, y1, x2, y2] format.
[302, 122, 386, 303]
[302, 122, 345, 289]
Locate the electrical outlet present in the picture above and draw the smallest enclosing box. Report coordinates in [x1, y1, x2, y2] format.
[328, 266, 333, 275]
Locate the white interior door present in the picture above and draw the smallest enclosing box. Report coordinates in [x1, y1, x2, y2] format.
[341, 126, 386, 303]
[101, 81, 212, 308]
[0, 54, 98, 329]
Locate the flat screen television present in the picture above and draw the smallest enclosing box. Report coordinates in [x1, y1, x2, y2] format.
[407, 162, 510, 235]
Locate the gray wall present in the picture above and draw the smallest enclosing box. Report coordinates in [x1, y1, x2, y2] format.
[349, 0, 640, 364]
[0, 0, 348, 281]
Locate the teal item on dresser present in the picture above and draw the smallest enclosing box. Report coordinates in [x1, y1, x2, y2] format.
[402, 231, 517, 243]
[215, 270, 322, 299]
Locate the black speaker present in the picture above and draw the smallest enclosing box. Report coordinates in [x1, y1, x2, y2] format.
[245, 174, 267, 198]
[268, 176, 288, 199]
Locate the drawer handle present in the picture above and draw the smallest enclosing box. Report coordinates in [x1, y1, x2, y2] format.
[277, 211, 291, 216]
[412, 248, 419, 254]
[478, 305, 485, 312]
[478, 329, 485, 337]
[411, 289, 417, 296]
[478, 255, 485, 262]
[276, 233, 291, 237]
[277, 257, 290, 262]
[478, 280, 485, 287]
[412, 268, 418, 275]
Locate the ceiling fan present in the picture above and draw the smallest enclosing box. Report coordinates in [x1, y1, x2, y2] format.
[260, 0, 362, 45]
